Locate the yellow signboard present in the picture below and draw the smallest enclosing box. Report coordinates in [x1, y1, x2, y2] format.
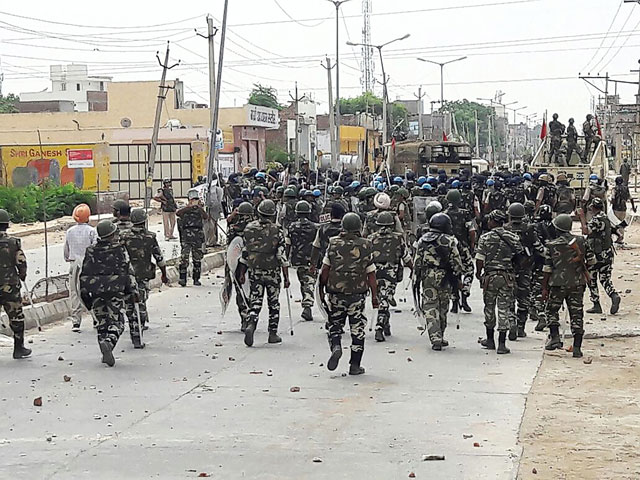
[1, 144, 109, 191]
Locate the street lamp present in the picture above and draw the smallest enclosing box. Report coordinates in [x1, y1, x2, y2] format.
[347, 33, 411, 144]
[417, 56, 467, 108]
[326, 0, 352, 166]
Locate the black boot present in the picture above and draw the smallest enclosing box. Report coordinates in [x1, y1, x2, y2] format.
[301, 307, 313, 322]
[508, 322, 518, 341]
[99, 340, 115, 367]
[497, 331, 511, 354]
[431, 341, 442, 351]
[178, 271, 187, 287]
[383, 321, 391, 337]
[534, 317, 547, 332]
[586, 302, 602, 314]
[572, 333, 584, 358]
[545, 325, 562, 351]
[461, 294, 472, 313]
[268, 331, 282, 344]
[327, 338, 342, 371]
[12, 335, 31, 359]
[244, 321, 256, 347]
[610, 293, 621, 315]
[374, 329, 385, 342]
[450, 298, 459, 314]
[517, 311, 527, 338]
[349, 350, 365, 375]
[481, 327, 495, 350]
[389, 297, 397, 307]
[132, 335, 145, 349]
[240, 318, 248, 333]
[193, 275, 202, 287]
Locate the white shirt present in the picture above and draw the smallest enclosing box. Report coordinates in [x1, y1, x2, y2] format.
[64, 223, 98, 262]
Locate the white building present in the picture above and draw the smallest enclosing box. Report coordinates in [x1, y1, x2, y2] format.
[20, 64, 112, 112]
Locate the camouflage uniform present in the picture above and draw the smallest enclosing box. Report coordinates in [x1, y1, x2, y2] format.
[177, 205, 207, 283]
[445, 205, 476, 298]
[530, 219, 557, 329]
[586, 212, 617, 304]
[311, 220, 342, 269]
[362, 209, 403, 237]
[475, 227, 523, 332]
[278, 199, 298, 233]
[323, 232, 375, 367]
[0, 232, 28, 347]
[121, 225, 166, 335]
[370, 226, 411, 335]
[80, 237, 138, 350]
[414, 229, 463, 345]
[286, 217, 319, 309]
[242, 217, 288, 333]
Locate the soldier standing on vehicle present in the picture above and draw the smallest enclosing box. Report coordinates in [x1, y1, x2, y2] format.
[370, 212, 412, 342]
[554, 174, 576, 215]
[414, 213, 463, 351]
[578, 199, 622, 315]
[565, 118, 582, 164]
[121, 209, 169, 347]
[153, 179, 178, 241]
[582, 114, 599, 162]
[238, 199, 290, 347]
[445, 189, 476, 313]
[319, 213, 378, 375]
[176, 190, 208, 287]
[548, 113, 566, 165]
[0, 209, 31, 359]
[611, 175, 636, 243]
[542, 214, 594, 358]
[80, 220, 139, 367]
[286, 200, 319, 322]
[475, 210, 524, 355]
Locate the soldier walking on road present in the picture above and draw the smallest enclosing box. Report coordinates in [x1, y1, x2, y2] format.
[310, 204, 346, 273]
[121, 209, 169, 347]
[80, 220, 139, 367]
[610, 175, 636, 243]
[64, 204, 97, 332]
[319, 213, 378, 375]
[286, 200, 319, 322]
[238, 199, 290, 347]
[0, 209, 31, 359]
[370, 212, 412, 342]
[475, 210, 524, 355]
[225, 201, 254, 331]
[578, 199, 622, 315]
[413, 213, 463, 351]
[542, 214, 594, 357]
[531, 205, 557, 331]
[113, 200, 132, 233]
[176, 190, 208, 287]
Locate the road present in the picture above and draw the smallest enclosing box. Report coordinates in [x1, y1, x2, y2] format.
[0, 268, 544, 479]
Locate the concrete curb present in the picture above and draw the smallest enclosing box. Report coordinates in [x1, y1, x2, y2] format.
[0, 250, 225, 335]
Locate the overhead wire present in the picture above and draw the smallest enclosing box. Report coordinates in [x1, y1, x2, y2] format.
[272, 0, 327, 28]
[591, 4, 637, 72]
[581, 0, 623, 72]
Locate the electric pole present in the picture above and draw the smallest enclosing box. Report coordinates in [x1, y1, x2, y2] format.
[290, 82, 307, 171]
[474, 109, 480, 157]
[414, 86, 425, 140]
[146, 42, 179, 211]
[197, 17, 219, 171]
[322, 57, 337, 168]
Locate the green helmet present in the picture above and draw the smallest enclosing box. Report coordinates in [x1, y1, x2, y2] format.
[341, 212, 362, 232]
[112, 199, 128, 212]
[130, 208, 147, 225]
[507, 202, 526, 219]
[398, 187, 410, 199]
[365, 187, 377, 199]
[295, 200, 311, 215]
[257, 199, 277, 216]
[284, 187, 297, 199]
[430, 213, 452, 234]
[238, 202, 254, 216]
[0, 209, 10, 224]
[425, 201, 443, 220]
[389, 185, 400, 194]
[375, 211, 395, 226]
[553, 214, 573, 233]
[445, 189, 462, 206]
[333, 185, 344, 195]
[357, 189, 368, 200]
[275, 186, 285, 196]
[96, 220, 118, 239]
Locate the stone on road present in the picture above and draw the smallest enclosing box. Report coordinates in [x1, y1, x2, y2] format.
[0, 268, 542, 479]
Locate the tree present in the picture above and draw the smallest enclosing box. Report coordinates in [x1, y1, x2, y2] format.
[0, 94, 19, 114]
[339, 93, 409, 134]
[248, 84, 282, 110]
[266, 144, 292, 166]
[444, 99, 502, 153]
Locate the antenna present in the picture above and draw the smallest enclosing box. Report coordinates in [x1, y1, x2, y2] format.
[361, 0, 374, 93]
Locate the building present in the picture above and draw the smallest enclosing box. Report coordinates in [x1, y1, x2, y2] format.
[266, 99, 317, 168]
[19, 64, 111, 113]
[316, 113, 379, 170]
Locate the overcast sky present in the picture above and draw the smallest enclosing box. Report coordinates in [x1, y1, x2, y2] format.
[1, 0, 639, 125]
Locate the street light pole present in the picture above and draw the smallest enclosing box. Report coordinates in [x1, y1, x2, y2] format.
[417, 56, 467, 109]
[327, 0, 352, 168]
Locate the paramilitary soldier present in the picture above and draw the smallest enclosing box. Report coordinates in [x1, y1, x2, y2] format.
[286, 200, 319, 322]
[475, 210, 524, 355]
[370, 211, 412, 343]
[176, 189, 208, 287]
[310, 203, 346, 273]
[80, 220, 139, 367]
[121, 209, 169, 347]
[239, 199, 290, 347]
[413, 213, 464, 351]
[0, 209, 31, 359]
[319, 213, 378, 375]
[542, 214, 594, 358]
[226, 201, 254, 330]
[578, 198, 622, 315]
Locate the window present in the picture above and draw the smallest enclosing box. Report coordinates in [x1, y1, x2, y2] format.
[99, 81, 104, 91]
[60, 83, 66, 91]
[76, 84, 81, 91]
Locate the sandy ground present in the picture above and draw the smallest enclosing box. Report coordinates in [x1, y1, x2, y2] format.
[518, 221, 640, 479]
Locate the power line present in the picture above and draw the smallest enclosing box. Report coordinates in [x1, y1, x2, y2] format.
[591, 4, 636, 72]
[600, 16, 640, 71]
[581, 0, 623, 72]
[272, 0, 326, 28]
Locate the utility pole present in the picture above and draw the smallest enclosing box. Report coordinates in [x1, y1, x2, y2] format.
[322, 57, 337, 168]
[207, 0, 229, 186]
[417, 56, 467, 109]
[474, 110, 480, 157]
[197, 17, 219, 171]
[414, 86, 425, 139]
[146, 42, 179, 211]
[488, 113, 494, 165]
[290, 82, 306, 171]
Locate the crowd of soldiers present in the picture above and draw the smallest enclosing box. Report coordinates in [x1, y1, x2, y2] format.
[548, 113, 601, 166]
[0, 165, 632, 373]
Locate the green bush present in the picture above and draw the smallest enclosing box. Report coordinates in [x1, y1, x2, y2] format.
[0, 183, 95, 223]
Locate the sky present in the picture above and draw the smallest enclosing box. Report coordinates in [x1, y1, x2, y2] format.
[1, 0, 640, 126]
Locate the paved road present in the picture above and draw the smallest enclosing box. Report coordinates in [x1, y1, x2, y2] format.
[0, 268, 544, 479]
